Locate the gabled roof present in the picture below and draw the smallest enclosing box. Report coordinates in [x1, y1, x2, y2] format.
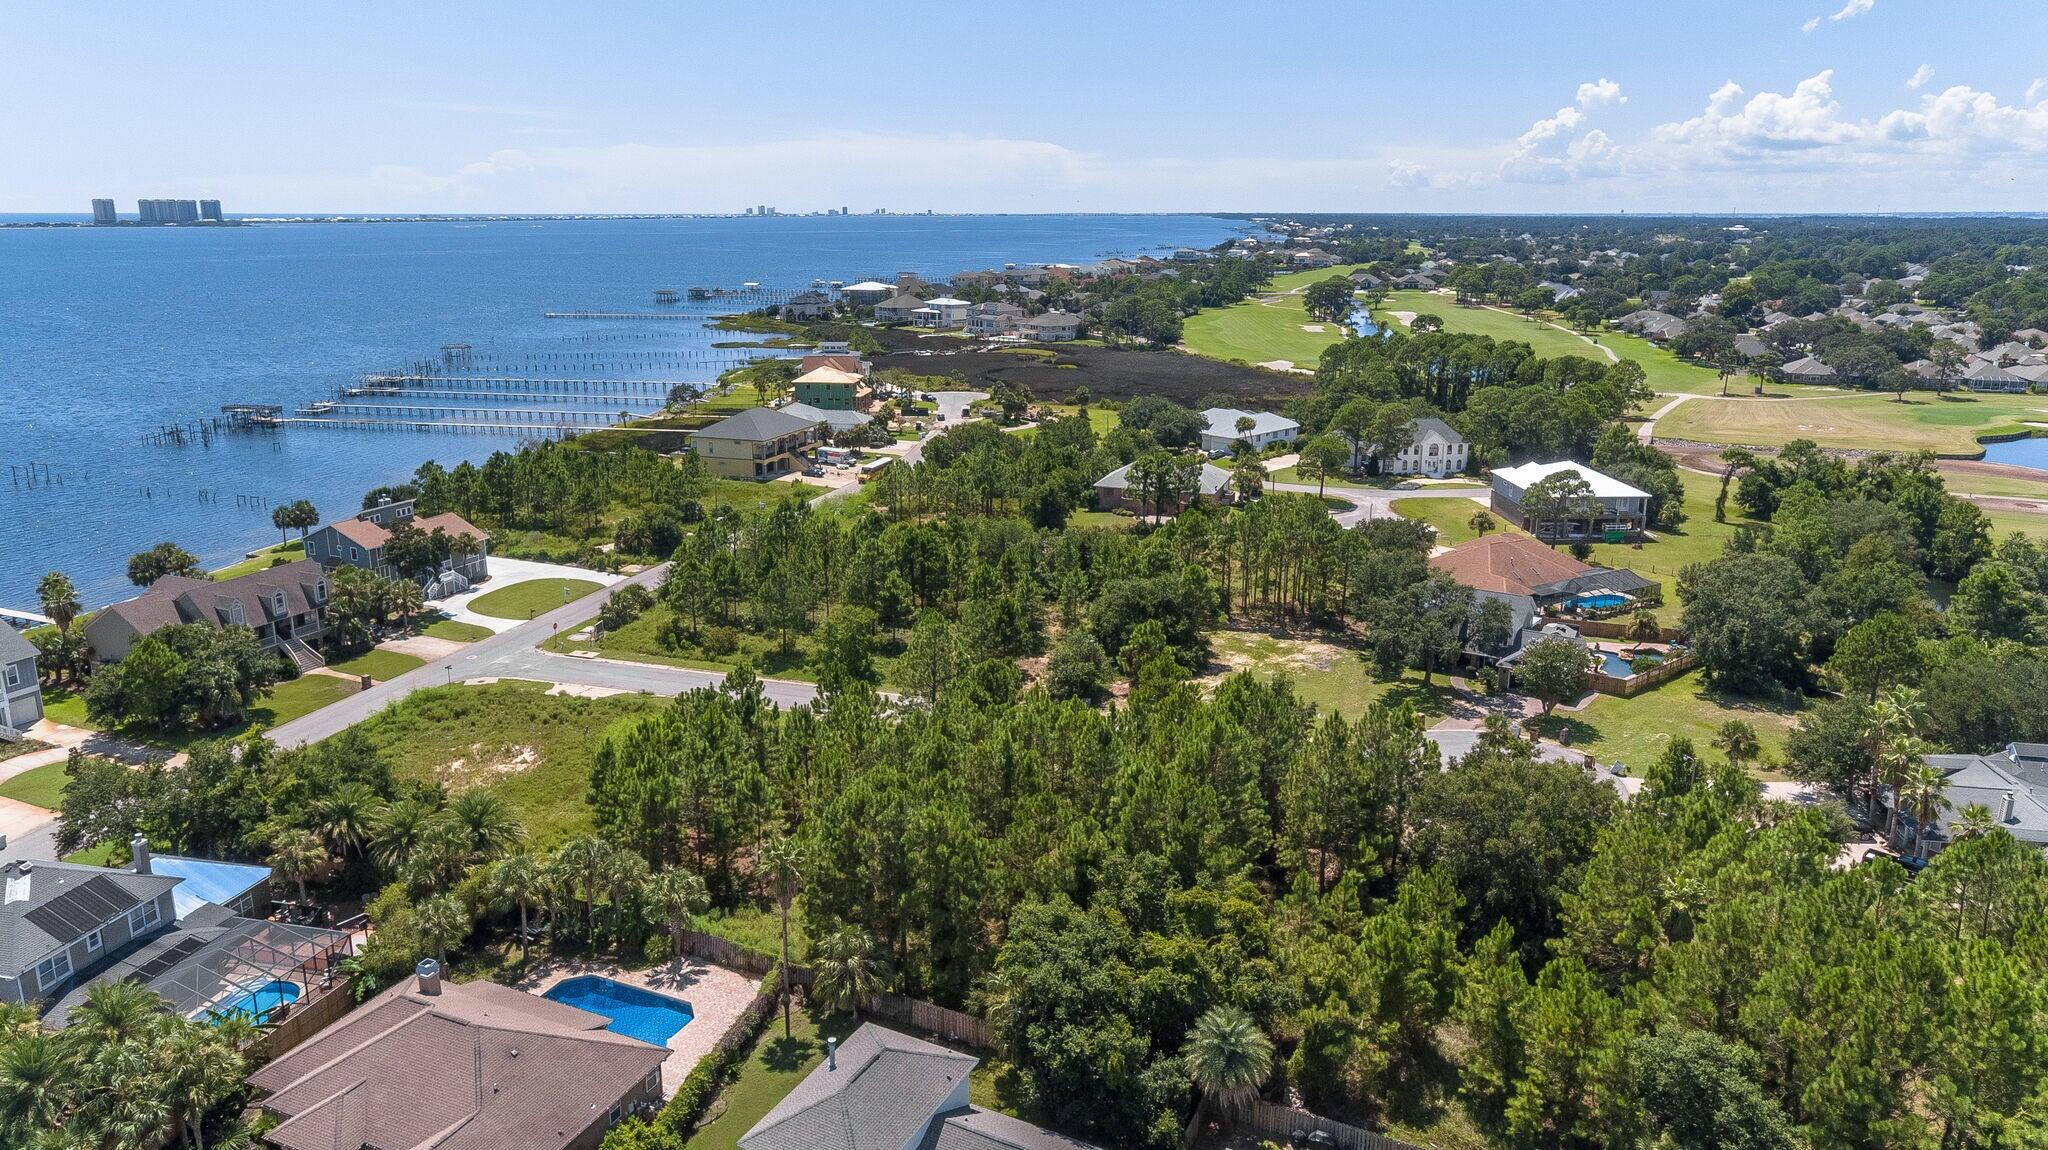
[1094, 460, 1235, 496]
[1965, 360, 2024, 384]
[842, 281, 895, 293]
[1411, 416, 1465, 445]
[781, 403, 873, 433]
[698, 406, 826, 442]
[742, 1024, 977, 1150]
[1024, 311, 1082, 328]
[0, 625, 34, 666]
[876, 293, 927, 310]
[799, 354, 867, 376]
[794, 366, 865, 387]
[324, 510, 489, 553]
[920, 1106, 1101, 1150]
[0, 859, 180, 975]
[1202, 408, 1298, 438]
[250, 976, 666, 1150]
[1430, 533, 1596, 597]
[1491, 461, 1648, 500]
[93, 560, 331, 642]
[1779, 355, 1836, 377]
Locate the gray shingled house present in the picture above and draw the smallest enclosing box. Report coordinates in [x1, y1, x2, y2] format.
[0, 624, 42, 737]
[741, 1023, 1099, 1150]
[0, 855, 179, 1007]
[82, 559, 331, 667]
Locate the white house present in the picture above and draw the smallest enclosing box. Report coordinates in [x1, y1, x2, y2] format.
[1379, 416, 1470, 477]
[908, 297, 971, 329]
[1200, 408, 1299, 456]
[1022, 311, 1083, 341]
[839, 281, 896, 305]
[1490, 460, 1651, 540]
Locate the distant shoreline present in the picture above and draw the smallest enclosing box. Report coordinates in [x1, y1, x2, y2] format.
[0, 211, 1197, 229]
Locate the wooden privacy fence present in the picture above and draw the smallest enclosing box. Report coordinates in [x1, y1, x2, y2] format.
[1570, 616, 1683, 643]
[677, 928, 812, 987]
[864, 991, 995, 1050]
[1228, 1100, 1424, 1150]
[1586, 649, 1696, 698]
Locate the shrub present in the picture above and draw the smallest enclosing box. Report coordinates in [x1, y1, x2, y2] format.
[700, 626, 741, 658]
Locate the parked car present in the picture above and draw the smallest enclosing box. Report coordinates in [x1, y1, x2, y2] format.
[919, 392, 936, 402]
[802, 465, 825, 477]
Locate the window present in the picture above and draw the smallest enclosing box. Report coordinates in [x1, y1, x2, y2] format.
[350, 546, 361, 560]
[225, 601, 245, 625]
[3, 664, 16, 689]
[85, 929, 103, 953]
[315, 580, 327, 603]
[272, 592, 287, 615]
[127, 900, 160, 934]
[607, 1106, 621, 1127]
[34, 951, 70, 989]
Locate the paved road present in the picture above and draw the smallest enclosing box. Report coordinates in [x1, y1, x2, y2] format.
[1267, 479, 1485, 528]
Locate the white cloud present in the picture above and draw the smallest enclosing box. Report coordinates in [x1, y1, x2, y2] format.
[1906, 64, 1932, 90]
[1655, 71, 1862, 155]
[2028, 78, 2047, 105]
[1801, 16, 1821, 32]
[1500, 79, 1629, 182]
[1803, 0, 1872, 31]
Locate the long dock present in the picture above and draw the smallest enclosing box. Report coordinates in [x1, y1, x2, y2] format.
[265, 417, 587, 435]
[298, 402, 630, 425]
[360, 374, 688, 391]
[343, 386, 674, 403]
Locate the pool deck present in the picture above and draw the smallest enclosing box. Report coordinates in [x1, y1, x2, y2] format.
[512, 955, 760, 1096]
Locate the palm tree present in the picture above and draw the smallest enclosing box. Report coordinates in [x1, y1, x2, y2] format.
[1865, 686, 1926, 820]
[403, 819, 475, 893]
[160, 1024, 245, 1150]
[546, 835, 614, 941]
[1626, 609, 1662, 644]
[1878, 732, 1935, 839]
[368, 797, 440, 872]
[602, 850, 650, 952]
[268, 829, 327, 906]
[67, 980, 163, 1046]
[759, 837, 805, 1037]
[313, 783, 378, 863]
[449, 789, 526, 862]
[0, 1032, 69, 1134]
[1903, 761, 1953, 859]
[1467, 510, 1496, 537]
[388, 580, 425, 631]
[1952, 802, 1997, 841]
[485, 852, 545, 950]
[413, 893, 471, 968]
[1713, 720, 1761, 772]
[810, 928, 883, 1018]
[1182, 1005, 1274, 1115]
[648, 868, 710, 967]
[34, 573, 80, 637]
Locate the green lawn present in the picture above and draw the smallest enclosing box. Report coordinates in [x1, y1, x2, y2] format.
[1578, 469, 1768, 615]
[542, 601, 912, 688]
[210, 540, 305, 580]
[1389, 495, 1499, 547]
[1371, 291, 1729, 396]
[1264, 263, 1372, 292]
[344, 680, 663, 848]
[1208, 629, 1456, 720]
[684, 1007, 863, 1150]
[1183, 291, 1348, 367]
[467, 578, 606, 620]
[1657, 391, 2048, 455]
[1528, 670, 1800, 779]
[0, 760, 72, 810]
[35, 674, 356, 749]
[1269, 465, 1483, 492]
[421, 618, 494, 642]
[329, 649, 427, 682]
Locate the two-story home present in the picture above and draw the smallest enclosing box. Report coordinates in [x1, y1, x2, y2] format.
[965, 301, 1026, 336]
[83, 560, 331, 665]
[0, 855, 180, 1009]
[0, 625, 42, 738]
[691, 406, 827, 480]
[873, 293, 927, 323]
[1199, 408, 1299, 456]
[909, 297, 972, 329]
[1490, 460, 1650, 541]
[1021, 311, 1083, 341]
[304, 499, 491, 599]
[791, 366, 867, 411]
[1379, 416, 1470, 477]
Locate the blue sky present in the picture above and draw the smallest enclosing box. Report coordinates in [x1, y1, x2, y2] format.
[5, 1, 2046, 214]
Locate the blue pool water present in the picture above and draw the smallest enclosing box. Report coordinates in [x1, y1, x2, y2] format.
[544, 975, 694, 1045]
[1598, 653, 1635, 678]
[213, 979, 300, 1024]
[1573, 593, 1630, 610]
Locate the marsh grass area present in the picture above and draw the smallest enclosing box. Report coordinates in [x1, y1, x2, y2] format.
[866, 327, 1303, 408]
[348, 680, 663, 848]
[209, 539, 306, 580]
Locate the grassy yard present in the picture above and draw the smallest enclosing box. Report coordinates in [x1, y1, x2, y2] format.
[210, 540, 306, 580]
[42, 672, 361, 752]
[1528, 670, 1801, 779]
[1206, 629, 1456, 720]
[421, 617, 494, 642]
[467, 577, 606, 620]
[39, 688, 91, 729]
[346, 680, 664, 848]
[0, 760, 72, 810]
[1389, 495, 1499, 547]
[249, 674, 363, 729]
[1270, 465, 1482, 491]
[542, 601, 913, 688]
[329, 649, 427, 682]
[1656, 391, 2048, 455]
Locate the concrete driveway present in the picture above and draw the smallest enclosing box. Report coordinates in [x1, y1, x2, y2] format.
[432, 557, 628, 635]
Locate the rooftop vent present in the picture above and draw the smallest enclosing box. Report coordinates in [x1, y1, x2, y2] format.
[827, 1036, 838, 1071]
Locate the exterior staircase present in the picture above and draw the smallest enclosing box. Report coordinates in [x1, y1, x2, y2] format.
[282, 637, 326, 675]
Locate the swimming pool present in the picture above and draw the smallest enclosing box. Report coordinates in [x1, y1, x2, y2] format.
[543, 976, 693, 1045]
[1598, 652, 1634, 678]
[212, 980, 300, 1024]
[1572, 593, 1630, 611]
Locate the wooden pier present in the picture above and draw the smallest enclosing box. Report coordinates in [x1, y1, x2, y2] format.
[359, 373, 686, 391]
[298, 401, 629, 426]
[343, 385, 671, 403]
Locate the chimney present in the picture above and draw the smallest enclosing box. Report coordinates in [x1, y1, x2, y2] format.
[416, 957, 442, 995]
[131, 834, 151, 875]
[2002, 791, 2018, 824]
[826, 1036, 838, 1071]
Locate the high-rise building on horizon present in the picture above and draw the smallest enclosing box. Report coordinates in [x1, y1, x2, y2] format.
[90, 198, 116, 225]
[199, 199, 223, 222]
[137, 198, 202, 224]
